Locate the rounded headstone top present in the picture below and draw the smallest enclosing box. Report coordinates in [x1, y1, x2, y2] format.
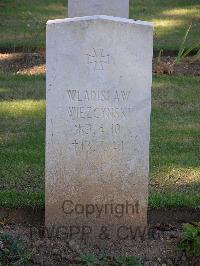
[47, 15, 153, 29]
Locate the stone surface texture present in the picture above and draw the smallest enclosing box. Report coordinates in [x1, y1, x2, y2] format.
[46, 15, 153, 248]
[68, 0, 129, 18]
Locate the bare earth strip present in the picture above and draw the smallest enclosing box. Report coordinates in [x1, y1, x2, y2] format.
[0, 53, 200, 76]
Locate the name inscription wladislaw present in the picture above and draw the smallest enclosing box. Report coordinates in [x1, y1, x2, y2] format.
[67, 89, 131, 102]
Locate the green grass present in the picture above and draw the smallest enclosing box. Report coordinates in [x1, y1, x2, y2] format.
[0, 191, 44, 208]
[0, 73, 199, 208]
[130, 0, 200, 50]
[0, 75, 45, 195]
[149, 191, 200, 209]
[0, 0, 199, 50]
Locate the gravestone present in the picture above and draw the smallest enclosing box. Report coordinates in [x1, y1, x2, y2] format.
[68, 0, 129, 18]
[46, 15, 153, 249]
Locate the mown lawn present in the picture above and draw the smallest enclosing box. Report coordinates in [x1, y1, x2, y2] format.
[131, 0, 200, 50]
[0, 0, 199, 50]
[0, 73, 199, 208]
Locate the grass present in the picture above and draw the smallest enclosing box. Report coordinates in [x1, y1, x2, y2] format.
[130, 0, 200, 50]
[0, 0, 199, 50]
[0, 73, 199, 208]
[0, 191, 44, 208]
[0, 75, 45, 196]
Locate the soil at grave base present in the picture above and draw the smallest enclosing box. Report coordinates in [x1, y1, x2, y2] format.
[0, 208, 200, 265]
[0, 222, 196, 266]
[0, 52, 200, 76]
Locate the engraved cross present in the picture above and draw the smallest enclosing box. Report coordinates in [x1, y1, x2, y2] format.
[86, 48, 110, 71]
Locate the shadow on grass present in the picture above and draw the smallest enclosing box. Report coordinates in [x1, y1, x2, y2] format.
[0, 73, 45, 100]
[0, 53, 45, 75]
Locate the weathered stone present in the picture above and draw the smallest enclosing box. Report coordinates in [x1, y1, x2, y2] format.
[46, 15, 153, 249]
[68, 0, 129, 18]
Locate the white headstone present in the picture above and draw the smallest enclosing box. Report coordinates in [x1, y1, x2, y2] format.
[68, 0, 129, 18]
[46, 15, 153, 249]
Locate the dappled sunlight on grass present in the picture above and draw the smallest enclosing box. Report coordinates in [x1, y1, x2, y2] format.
[0, 0, 199, 50]
[0, 53, 21, 62]
[162, 7, 200, 17]
[153, 19, 183, 28]
[152, 7, 200, 43]
[151, 167, 200, 191]
[0, 100, 45, 118]
[0, 52, 46, 77]
[17, 64, 46, 75]
[130, 0, 200, 49]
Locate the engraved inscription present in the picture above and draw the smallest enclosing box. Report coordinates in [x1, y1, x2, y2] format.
[70, 121, 126, 154]
[67, 90, 131, 102]
[67, 106, 134, 119]
[86, 48, 110, 71]
[72, 139, 124, 153]
[73, 123, 121, 136]
[66, 87, 134, 155]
